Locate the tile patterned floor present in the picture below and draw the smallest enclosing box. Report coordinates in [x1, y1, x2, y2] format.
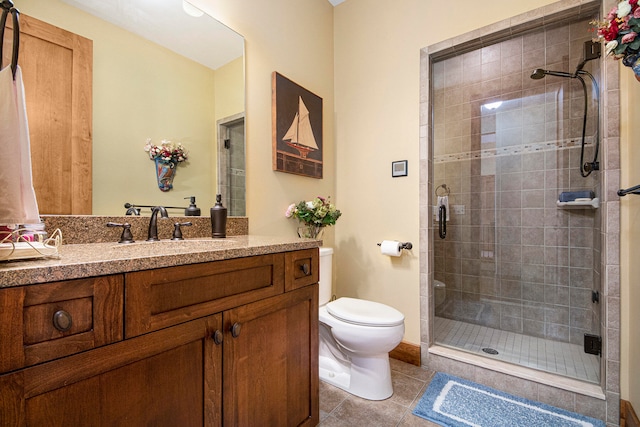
[319, 359, 440, 426]
[434, 316, 600, 383]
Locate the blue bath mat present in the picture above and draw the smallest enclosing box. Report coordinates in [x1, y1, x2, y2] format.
[413, 372, 605, 427]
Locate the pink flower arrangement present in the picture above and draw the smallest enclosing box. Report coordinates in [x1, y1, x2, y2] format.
[144, 138, 188, 164]
[592, 0, 640, 59]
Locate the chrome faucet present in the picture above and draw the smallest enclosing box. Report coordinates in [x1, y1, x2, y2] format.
[147, 206, 169, 241]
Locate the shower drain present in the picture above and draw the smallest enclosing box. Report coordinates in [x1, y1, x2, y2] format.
[482, 347, 499, 355]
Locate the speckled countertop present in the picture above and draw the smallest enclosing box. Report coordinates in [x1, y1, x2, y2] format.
[0, 235, 320, 288]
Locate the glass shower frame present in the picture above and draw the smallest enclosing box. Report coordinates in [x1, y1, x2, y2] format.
[429, 16, 602, 384]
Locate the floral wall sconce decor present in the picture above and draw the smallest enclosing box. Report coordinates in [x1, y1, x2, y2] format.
[593, 1, 640, 81]
[144, 138, 188, 192]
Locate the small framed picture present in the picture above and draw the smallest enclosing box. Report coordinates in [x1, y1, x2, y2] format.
[392, 160, 408, 177]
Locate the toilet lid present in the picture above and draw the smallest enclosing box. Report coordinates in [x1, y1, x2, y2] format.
[326, 297, 404, 327]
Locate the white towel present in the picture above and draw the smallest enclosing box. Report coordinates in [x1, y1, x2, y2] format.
[436, 196, 450, 222]
[0, 65, 40, 225]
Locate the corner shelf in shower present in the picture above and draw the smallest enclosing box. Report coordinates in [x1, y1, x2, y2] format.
[556, 198, 599, 209]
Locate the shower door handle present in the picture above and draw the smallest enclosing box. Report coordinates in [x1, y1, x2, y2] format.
[439, 205, 446, 239]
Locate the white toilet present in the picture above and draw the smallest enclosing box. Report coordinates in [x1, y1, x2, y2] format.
[318, 247, 405, 400]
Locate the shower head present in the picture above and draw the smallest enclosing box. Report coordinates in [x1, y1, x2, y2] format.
[532, 42, 602, 80]
[530, 68, 575, 79]
[530, 69, 546, 79]
[530, 62, 601, 178]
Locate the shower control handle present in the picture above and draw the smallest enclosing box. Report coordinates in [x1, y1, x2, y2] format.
[439, 205, 447, 239]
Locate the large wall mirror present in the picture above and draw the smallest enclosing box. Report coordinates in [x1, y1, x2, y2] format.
[14, 0, 245, 216]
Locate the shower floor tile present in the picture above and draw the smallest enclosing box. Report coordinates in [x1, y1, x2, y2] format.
[434, 316, 600, 384]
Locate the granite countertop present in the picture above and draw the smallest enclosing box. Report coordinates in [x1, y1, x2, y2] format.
[0, 236, 320, 288]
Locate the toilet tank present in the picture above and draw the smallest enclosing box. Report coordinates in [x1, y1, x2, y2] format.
[319, 247, 333, 305]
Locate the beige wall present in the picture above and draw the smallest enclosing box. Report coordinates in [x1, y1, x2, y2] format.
[215, 56, 244, 122]
[620, 69, 640, 409]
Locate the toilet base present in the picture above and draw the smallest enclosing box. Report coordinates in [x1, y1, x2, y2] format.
[319, 353, 393, 400]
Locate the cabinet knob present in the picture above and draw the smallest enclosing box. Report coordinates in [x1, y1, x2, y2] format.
[212, 329, 223, 345]
[300, 263, 310, 275]
[52, 310, 73, 332]
[230, 322, 241, 338]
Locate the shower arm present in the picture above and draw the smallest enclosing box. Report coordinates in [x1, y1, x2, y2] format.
[530, 66, 600, 178]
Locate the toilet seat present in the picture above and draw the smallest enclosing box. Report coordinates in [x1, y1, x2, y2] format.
[326, 297, 404, 327]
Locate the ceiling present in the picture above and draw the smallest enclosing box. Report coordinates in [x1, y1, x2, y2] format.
[328, 0, 346, 5]
[60, 0, 243, 70]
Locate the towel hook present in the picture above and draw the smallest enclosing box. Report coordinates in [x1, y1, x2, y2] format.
[618, 184, 640, 196]
[0, 0, 20, 79]
[435, 183, 450, 197]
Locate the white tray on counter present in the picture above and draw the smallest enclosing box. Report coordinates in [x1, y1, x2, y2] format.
[0, 229, 62, 261]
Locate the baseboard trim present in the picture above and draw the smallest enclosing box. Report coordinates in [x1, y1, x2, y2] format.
[390, 341, 420, 366]
[622, 400, 640, 427]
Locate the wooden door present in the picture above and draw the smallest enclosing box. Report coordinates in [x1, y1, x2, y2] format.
[2, 14, 92, 214]
[223, 285, 319, 427]
[0, 314, 222, 426]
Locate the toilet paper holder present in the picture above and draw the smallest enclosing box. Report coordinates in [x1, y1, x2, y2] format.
[377, 241, 412, 250]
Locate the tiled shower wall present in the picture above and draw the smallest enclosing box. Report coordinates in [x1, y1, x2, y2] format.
[431, 17, 602, 346]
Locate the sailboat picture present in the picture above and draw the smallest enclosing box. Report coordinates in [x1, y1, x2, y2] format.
[283, 96, 318, 159]
[272, 72, 323, 178]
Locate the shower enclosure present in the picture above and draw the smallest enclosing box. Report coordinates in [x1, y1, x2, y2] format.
[430, 16, 601, 383]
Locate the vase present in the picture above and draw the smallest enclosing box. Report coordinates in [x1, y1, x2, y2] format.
[622, 53, 640, 82]
[297, 224, 324, 239]
[154, 157, 178, 192]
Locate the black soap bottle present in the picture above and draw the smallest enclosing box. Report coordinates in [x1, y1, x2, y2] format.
[210, 194, 227, 238]
[184, 196, 201, 216]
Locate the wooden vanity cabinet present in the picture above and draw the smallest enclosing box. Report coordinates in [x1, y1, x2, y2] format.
[0, 314, 222, 426]
[0, 249, 319, 427]
[223, 284, 318, 426]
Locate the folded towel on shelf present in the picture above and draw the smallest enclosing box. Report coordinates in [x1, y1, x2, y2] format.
[558, 191, 594, 202]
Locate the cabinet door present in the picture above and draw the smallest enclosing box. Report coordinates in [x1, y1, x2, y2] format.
[0, 315, 223, 427]
[223, 285, 319, 427]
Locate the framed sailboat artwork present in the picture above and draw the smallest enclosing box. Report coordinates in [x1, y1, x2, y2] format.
[272, 72, 323, 178]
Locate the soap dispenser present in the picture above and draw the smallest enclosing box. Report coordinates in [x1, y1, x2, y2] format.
[184, 196, 201, 216]
[210, 194, 227, 238]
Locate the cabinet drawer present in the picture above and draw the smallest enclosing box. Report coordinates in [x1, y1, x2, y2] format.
[285, 248, 319, 291]
[0, 275, 124, 374]
[125, 253, 285, 337]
